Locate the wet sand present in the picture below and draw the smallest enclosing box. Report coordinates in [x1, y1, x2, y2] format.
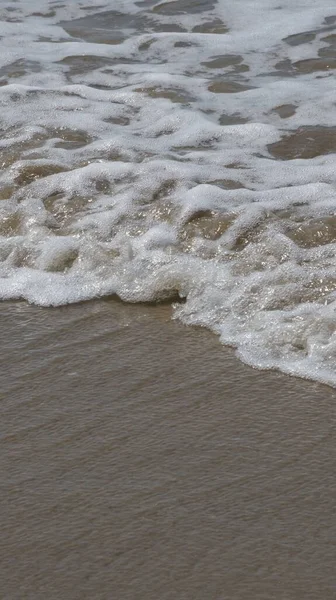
[1, 299, 335, 600]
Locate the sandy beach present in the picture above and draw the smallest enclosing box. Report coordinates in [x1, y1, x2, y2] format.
[0, 1, 336, 596]
[1, 298, 335, 599]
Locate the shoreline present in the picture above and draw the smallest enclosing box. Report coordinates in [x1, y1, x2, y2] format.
[1, 298, 336, 599]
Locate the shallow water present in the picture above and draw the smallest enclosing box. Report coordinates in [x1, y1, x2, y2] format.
[1, 299, 336, 600]
[0, 1, 335, 384]
[1, 4, 336, 595]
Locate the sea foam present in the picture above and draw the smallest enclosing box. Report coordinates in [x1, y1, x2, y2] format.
[0, 0, 335, 385]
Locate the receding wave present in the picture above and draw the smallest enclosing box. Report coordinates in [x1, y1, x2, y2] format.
[0, 0, 335, 386]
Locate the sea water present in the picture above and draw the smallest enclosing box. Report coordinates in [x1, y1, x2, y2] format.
[0, 0, 335, 386]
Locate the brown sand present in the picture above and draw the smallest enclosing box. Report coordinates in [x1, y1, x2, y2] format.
[1, 299, 335, 600]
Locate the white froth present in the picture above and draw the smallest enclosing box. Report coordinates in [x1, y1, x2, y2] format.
[0, 0, 335, 386]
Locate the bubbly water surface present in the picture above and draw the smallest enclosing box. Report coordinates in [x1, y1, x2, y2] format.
[0, 0, 335, 385]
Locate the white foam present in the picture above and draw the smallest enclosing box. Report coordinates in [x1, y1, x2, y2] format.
[0, 0, 335, 385]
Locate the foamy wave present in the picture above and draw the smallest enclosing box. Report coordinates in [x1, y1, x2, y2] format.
[0, 0, 335, 385]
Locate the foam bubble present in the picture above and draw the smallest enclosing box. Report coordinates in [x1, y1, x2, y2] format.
[0, 0, 335, 386]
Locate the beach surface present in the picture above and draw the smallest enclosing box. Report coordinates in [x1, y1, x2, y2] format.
[1, 299, 335, 600]
[1, 0, 336, 596]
